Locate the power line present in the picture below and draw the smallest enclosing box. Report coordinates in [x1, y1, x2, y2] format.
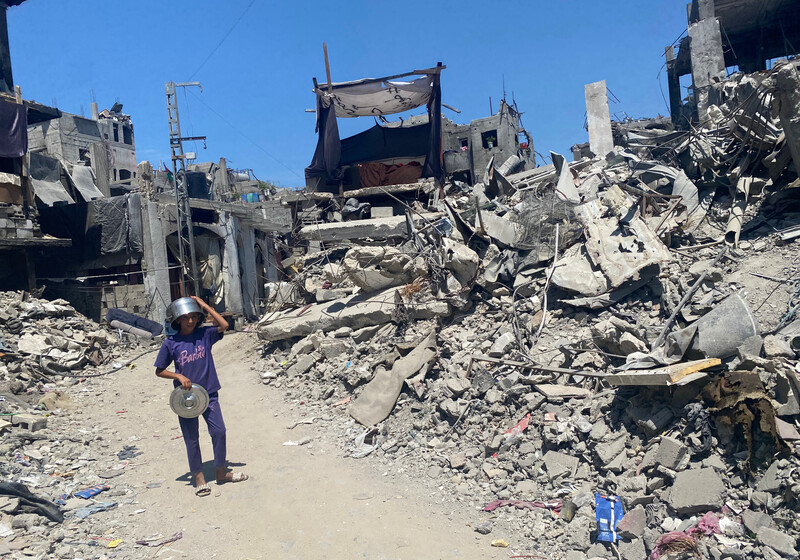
[188, 0, 257, 80]
[188, 90, 303, 179]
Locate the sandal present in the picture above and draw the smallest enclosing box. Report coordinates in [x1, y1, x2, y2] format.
[195, 483, 211, 497]
[217, 472, 248, 484]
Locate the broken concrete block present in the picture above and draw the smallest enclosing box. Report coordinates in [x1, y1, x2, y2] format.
[757, 460, 783, 493]
[370, 206, 393, 219]
[552, 245, 610, 296]
[318, 339, 350, 359]
[258, 287, 450, 341]
[763, 335, 795, 359]
[349, 332, 437, 426]
[573, 184, 672, 293]
[668, 468, 725, 514]
[343, 246, 425, 293]
[333, 326, 352, 338]
[11, 414, 47, 432]
[316, 288, 350, 303]
[535, 385, 591, 401]
[617, 537, 646, 560]
[445, 377, 471, 397]
[595, 436, 627, 465]
[442, 238, 479, 288]
[742, 509, 773, 535]
[352, 325, 381, 343]
[498, 371, 521, 391]
[291, 334, 318, 356]
[563, 515, 591, 551]
[751, 491, 771, 509]
[322, 263, 345, 282]
[439, 398, 468, 419]
[286, 353, 319, 377]
[542, 450, 579, 480]
[477, 211, 526, 248]
[617, 475, 648, 505]
[616, 505, 647, 539]
[299, 214, 439, 242]
[485, 388, 502, 404]
[448, 453, 466, 470]
[757, 527, 797, 558]
[488, 332, 515, 358]
[618, 332, 648, 355]
[653, 437, 689, 471]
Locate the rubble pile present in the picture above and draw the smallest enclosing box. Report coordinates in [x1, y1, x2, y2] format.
[0, 291, 146, 394]
[256, 62, 800, 559]
[0, 291, 164, 558]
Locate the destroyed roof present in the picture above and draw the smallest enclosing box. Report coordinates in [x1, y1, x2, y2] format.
[0, 93, 61, 124]
[674, 0, 800, 75]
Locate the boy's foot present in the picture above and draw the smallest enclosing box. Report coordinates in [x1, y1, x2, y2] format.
[195, 483, 211, 497]
[216, 471, 248, 484]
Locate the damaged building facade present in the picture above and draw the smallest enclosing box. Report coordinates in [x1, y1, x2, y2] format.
[250, 2, 800, 558]
[3, 0, 800, 558]
[33, 155, 291, 326]
[0, 0, 292, 325]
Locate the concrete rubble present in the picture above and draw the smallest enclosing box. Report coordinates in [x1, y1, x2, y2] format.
[1, 2, 799, 558]
[0, 290, 164, 559]
[249, 58, 800, 560]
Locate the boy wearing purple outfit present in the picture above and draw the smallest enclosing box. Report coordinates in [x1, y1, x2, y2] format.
[154, 296, 248, 497]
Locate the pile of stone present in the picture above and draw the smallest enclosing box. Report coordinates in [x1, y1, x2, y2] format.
[254, 61, 800, 559]
[0, 291, 150, 395]
[0, 291, 164, 559]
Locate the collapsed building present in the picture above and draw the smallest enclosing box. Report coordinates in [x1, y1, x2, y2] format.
[299, 64, 534, 246]
[247, 1, 800, 558]
[1, 0, 800, 557]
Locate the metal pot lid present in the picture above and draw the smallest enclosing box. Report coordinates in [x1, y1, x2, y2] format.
[169, 384, 209, 418]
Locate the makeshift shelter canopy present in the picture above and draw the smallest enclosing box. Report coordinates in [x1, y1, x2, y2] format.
[305, 64, 445, 192]
[317, 75, 434, 118]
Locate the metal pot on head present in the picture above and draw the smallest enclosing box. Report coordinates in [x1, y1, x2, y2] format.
[166, 297, 205, 331]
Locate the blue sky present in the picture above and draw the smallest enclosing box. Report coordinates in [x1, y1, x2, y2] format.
[7, 1, 688, 188]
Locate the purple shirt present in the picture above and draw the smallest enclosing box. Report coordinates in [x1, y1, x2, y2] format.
[154, 326, 223, 394]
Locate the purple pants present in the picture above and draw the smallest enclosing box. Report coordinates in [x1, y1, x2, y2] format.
[178, 392, 226, 474]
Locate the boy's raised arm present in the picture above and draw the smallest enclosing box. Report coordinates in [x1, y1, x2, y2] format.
[190, 296, 228, 333]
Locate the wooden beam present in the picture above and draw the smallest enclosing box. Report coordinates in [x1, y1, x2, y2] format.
[605, 358, 721, 387]
[322, 42, 332, 93]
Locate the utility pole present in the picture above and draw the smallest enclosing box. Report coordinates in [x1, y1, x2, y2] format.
[165, 81, 206, 296]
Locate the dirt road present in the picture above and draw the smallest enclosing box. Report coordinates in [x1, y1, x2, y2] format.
[76, 332, 512, 559]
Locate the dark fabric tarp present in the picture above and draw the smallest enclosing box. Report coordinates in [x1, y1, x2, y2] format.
[305, 68, 444, 189]
[340, 123, 430, 166]
[95, 193, 143, 255]
[0, 99, 27, 158]
[38, 193, 143, 261]
[0, 482, 63, 523]
[29, 151, 61, 183]
[28, 151, 75, 206]
[422, 77, 444, 183]
[304, 96, 341, 183]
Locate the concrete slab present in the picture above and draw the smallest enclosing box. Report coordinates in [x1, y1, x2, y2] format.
[584, 80, 614, 158]
[257, 287, 451, 341]
[668, 468, 725, 514]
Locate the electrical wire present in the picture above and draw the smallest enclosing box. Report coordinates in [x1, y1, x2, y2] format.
[187, 0, 257, 80]
[187, 90, 302, 179]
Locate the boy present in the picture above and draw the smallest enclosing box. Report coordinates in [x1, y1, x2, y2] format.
[154, 296, 248, 497]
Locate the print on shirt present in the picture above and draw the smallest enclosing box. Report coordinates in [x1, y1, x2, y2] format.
[177, 344, 207, 367]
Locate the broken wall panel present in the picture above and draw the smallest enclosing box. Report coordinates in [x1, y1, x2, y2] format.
[584, 80, 614, 158]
